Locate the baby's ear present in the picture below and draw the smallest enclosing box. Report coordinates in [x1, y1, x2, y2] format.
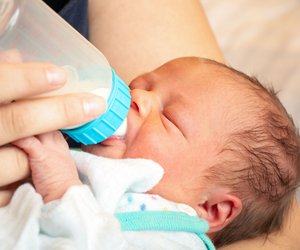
[196, 192, 242, 233]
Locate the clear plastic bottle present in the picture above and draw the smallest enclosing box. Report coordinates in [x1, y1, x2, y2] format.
[0, 0, 130, 145]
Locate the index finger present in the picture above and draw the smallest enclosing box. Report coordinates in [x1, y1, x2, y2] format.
[0, 93, 106, 145]
[0, 62, 66, 103]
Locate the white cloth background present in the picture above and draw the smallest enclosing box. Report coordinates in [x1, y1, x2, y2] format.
[202, 0, 300, 198]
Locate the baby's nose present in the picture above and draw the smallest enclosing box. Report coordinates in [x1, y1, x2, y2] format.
[130, 89, 161, 118]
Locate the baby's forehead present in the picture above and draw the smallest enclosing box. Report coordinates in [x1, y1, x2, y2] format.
[205, 63, 264, 102]
[189, 67, 267, 125]
[189, 66, 255, 102]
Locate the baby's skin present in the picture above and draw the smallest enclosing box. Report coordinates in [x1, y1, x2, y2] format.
[12, 131, 81, 202]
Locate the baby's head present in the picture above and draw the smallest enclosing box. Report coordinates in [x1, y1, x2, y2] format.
[82, 57, 300, 246]
[194, 59, 300, 247]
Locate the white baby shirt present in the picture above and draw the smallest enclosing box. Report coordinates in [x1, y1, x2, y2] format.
[0, 151, 214, 250]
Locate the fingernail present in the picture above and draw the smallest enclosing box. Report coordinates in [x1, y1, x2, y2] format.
[83, 97, 106, 117]
[46, 67, 67, 85]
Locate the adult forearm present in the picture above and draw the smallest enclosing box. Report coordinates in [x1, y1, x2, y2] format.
[88, 0, 225, 83]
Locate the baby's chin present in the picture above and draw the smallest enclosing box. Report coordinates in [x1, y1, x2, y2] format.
[81, 141, 126, 159]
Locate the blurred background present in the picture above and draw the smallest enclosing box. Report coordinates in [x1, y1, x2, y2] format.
[202, 0, 300, 123]
[202, 0, 300, 198]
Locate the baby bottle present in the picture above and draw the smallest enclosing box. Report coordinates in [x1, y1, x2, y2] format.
[0, 0, 131, 145]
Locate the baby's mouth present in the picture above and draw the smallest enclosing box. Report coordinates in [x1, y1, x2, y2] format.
[81, 118, 128, 158]
[100, 120, 127, 145]
[104, 134, 125, 142]
[98, 134, 123, 147]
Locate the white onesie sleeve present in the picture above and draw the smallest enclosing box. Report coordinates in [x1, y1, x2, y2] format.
[40, 185, 133, 250]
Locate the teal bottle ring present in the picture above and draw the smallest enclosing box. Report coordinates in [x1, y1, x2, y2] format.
[61, 70, 131, 145]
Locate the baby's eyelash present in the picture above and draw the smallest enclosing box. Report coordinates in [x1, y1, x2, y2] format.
[162, 111, 187, 139]
[162, 112, 176, 129]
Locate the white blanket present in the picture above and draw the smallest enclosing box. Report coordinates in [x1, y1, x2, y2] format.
[0, 151, 208, 250]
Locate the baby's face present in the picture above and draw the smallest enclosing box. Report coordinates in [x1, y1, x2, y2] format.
[82, 57, 243, 205]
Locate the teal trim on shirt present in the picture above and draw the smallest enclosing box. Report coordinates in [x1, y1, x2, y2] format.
[115, 211, 215, 250]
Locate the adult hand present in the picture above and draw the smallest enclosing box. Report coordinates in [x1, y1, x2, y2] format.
[0, 62, 106, 206]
